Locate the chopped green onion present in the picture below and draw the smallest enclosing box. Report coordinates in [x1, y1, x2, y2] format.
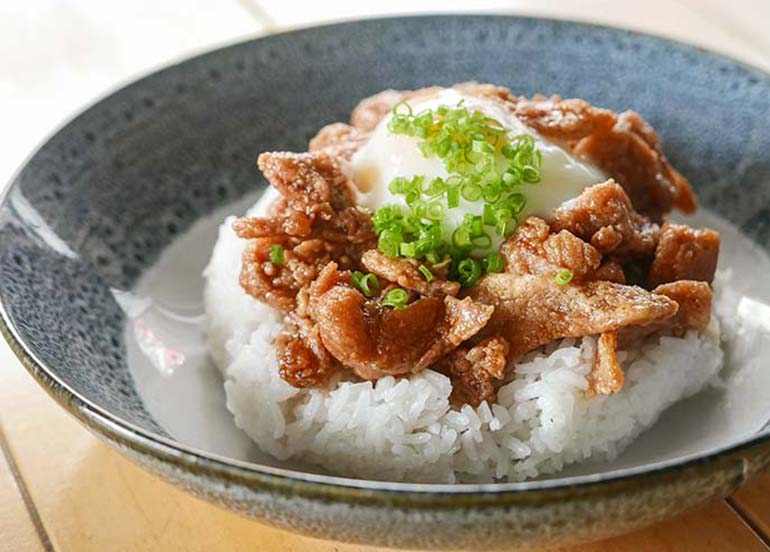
[483, 252, 504, 273]
[464, 214, 484, 237]
[481, 182, 502, 203]
[269, 245, 285, 265]
[502, 168, 522, 188]
[426, 201, 445, 221]
[457, 258, 482, 288]
[446, 186, 460, 208]
[501, 144, 517, 159]
[471, 232, 492, 249]
[418, 264, 435, 282]
[392, 101, 413, 117]
[482, 203, 496, 225]
[424, 177, 447, 197]
[495, 216, 517, 238]
[425, 251, 443, 264]
[461, 182, 483, 202]
[378, 229, 401, 258]
[555, 270, 574, 286]
[351, 271, 380, 298]
[370, 100, 545, 287]
[400, 242, 418, 258]
[452, 226, 472, 248]
[381, 288, 409, 309]
[522, 165, 541, 183]
[506, 193, 527, 214]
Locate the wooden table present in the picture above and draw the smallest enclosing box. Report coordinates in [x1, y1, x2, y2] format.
[2, 1, 770, 550]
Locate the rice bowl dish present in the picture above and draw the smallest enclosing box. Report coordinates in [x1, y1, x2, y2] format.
[203, 83, 725, 483]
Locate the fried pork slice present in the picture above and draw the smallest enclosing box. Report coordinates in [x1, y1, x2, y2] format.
[619, 280, 712, 347]
[573, 111, 696, 217]
[513, 95, 617, 143]
[234, 151, 376, 311]
[361, 249, 460, 297]
[256, 151, 355, 220]
[307, 263, 493, 381]
[648, 223, 720, 287]
[501, 217, 602, 280]
[435, 336, 510, 408]
[513, 94, 695, 218]
[308, 122, 370, 160]
[238, 237, 338, 312]
[550, 180, 659, 257]
[476, 217, 678, 358]
[589, 331, 624, 396]
[275, 311, 338, 387]
[594, 260, 627, 284]
[470, 273, 678, 358]
[653, 281, 712, 333]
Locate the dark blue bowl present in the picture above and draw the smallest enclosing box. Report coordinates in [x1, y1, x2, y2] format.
[2, 16, 770, 549]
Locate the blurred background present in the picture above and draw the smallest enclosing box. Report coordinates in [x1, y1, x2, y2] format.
[2, 0, 769, 191]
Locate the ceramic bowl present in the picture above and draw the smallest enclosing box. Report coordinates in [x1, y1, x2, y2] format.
[2, 16, 770, 550]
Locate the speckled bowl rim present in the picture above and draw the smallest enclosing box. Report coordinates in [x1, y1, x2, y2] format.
[2, 14, 770, 502]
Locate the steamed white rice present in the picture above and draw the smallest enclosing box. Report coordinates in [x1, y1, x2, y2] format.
[203, 199, 725, 483]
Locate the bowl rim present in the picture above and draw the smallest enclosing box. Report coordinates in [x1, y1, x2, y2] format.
[2, 13, 770, 497]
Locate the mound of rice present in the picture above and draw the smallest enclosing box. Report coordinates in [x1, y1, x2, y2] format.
[203, 198, 724, 483]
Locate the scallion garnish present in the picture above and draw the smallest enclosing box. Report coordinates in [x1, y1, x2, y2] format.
[351, 271, 380, 298]
[483, 252, 504, 273]
[555, 270, 574, 286]
[381, 288, 409, 309]
[369, 100, 544, 288]
[418, 264, 434, 282]
[457, 258, 483, 288]
[269, 245, 285, 265]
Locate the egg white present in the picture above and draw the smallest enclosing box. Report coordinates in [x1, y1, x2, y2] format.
[351, 88, 606, 252]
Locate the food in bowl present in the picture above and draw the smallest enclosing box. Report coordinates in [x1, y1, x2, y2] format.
[203, 83, 723, 483]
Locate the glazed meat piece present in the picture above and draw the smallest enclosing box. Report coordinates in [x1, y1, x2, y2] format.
[275, 311, 338, 387]
[594, 260, 627, 284]
[308, 122, 370, 161]
[573, 111, 696, 217]
[308, 263, 493, 381]
[470, 273, 678, 359]
[618, 280, 712, 346]
[435, 336, 510, 408]
[361, 249, 460, 297]
[590, 331, 624, 396]
[235, 151, 374, 245]
[653, 280, 712, 334]
[550, 180, 659, 257]
[235, 151, 376, 310]
[513, 95, 617, 143]
[501, 217, 602, 280]
[511, 94, 695, 218]
[478, 217, 680, 358]
[648, 223, 720, 287]
[237, 237, 341, 312]
[256, 151, 355, 221]
[590, 280, 713, 397]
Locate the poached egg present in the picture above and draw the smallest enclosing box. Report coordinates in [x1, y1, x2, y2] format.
[350, 88, 606, 252]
